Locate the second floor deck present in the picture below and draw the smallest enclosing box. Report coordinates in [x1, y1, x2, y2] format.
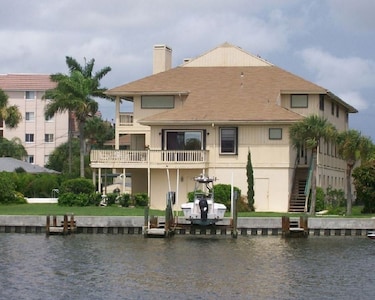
[90, 149, 209, 169]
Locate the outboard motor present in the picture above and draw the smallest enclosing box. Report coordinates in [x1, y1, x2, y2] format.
[199, 198, 208, 220]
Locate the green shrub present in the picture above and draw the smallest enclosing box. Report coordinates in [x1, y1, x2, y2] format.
[58, 192, 90, 206]
[106, 193, 120, 206]
[353, 162, 375, 213]
[315, 187, 325, 212]
[325, 187, 346, 208]
[60, 178, 95, 194]
[0, 172, 17, 204]
[119, 193, 131, 207]
[87, 193, 102, 206]
[213, 184, 241, 211]
[134, 193, 148, 207]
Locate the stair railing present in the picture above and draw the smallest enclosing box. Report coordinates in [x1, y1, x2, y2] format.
[304, 155, 314, 212]
[289, 152, 300, 210]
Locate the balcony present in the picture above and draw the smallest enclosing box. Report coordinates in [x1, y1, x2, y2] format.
[119, 113, 133, 126]
[90, 149, 209, 169]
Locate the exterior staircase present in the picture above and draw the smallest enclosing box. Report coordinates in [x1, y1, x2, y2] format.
[289, 168, 308, 213]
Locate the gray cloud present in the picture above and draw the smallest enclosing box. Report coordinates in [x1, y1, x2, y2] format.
[1, 0, 374, 140]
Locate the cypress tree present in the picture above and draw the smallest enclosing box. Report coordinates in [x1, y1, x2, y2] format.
[247, 150, 255, 211]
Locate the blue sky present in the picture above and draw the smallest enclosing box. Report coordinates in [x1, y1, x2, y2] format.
[1, 0, 374, 140]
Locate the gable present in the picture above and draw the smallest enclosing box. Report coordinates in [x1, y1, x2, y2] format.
[182, 42, 273, 67]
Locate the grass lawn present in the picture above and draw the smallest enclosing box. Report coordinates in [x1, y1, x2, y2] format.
[0, 203, 374, 218]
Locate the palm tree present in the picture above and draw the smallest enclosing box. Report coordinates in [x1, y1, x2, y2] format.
[0, 88, 22, 128]
[336, 130, 373, 215]
[289, 115, 337, 214]
[44, 57, 111, 177]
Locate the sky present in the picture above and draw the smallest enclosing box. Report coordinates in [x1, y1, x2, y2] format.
[1, 0, 374, 141]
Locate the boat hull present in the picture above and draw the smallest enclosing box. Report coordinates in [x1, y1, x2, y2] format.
[367, 231, 375, 240]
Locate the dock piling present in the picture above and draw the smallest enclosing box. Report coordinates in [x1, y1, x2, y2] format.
[46, 214, 76, 236]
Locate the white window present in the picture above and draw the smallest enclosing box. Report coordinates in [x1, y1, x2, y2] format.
[27, 155, 34, 164]
[220, 127, 237, 154]
[45, 134, 54, 143]
[25, 112, 35, 121]
[291, 94, 308, 108]
[25, 133, 34, 143]
[141, 95, 174, 109]
[25, 91, 35, 100]
[269, 128, 282, 140]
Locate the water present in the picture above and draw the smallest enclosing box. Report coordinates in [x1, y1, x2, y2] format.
[0, 234, 374, 300]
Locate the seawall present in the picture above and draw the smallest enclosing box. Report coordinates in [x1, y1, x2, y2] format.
[1, 215, 374, 236]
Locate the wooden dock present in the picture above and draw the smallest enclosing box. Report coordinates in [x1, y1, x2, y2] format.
[46, 214, 76, 236]
[282, 216, 308, 238]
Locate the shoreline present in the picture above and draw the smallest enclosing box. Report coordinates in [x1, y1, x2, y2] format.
[1, 215, 374, 236]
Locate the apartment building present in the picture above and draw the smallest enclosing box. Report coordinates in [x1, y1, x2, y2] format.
[0, 74, 70, 167]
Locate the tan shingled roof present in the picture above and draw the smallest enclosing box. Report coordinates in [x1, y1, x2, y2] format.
[107, 42, 356, 124]
[108, 66, 327, 124]
[0, 74, 56, 91]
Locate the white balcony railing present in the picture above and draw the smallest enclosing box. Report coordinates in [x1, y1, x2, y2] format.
[119, 113, 133, 126]
[90, 149, 208, 167]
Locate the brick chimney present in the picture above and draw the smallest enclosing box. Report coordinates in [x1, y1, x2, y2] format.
[153, 44, 172, 74]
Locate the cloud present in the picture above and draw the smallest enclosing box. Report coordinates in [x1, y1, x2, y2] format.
[299, 47, 375, 110]
[328, 0, 375, 32]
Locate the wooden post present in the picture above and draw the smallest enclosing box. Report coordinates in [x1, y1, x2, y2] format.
[300, 216, 308, 236]
[282, 216, 290, 236]
[53, 215, 57, 227]
[70, 214, 75, 232]
[46, 215, 50, 236]
[63, 214, 68, 235]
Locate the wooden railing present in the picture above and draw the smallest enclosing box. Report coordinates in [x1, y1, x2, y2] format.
[90, 149, 209, 166]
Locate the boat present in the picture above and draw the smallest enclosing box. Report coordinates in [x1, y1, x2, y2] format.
[367, 231, 375, 240]
[181, 174, 226, 226]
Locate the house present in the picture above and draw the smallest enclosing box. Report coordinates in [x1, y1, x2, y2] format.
[90, 43, 357, 212]
[0, 74, 71, 167]
[0, 157, 59, 173]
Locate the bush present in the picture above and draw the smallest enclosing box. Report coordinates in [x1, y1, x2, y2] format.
[87, 193, 102, 206]
[0, 172, 17, 204]
[60, 178, 95, 194]
[213, 184, 241, 211]
[353, 162, 375, 213]
[237, 196, 251, 212]
[58, 192, 90, 206]
[106, 193, 120, 206]
[133, 193, 148, 207]
[119, 193, 131, 207]
[315, 187, 325, 212]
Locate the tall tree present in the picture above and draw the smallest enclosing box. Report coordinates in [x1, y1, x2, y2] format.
[84, 116, 114, 150]
[289, 115, 337, 214]
[336, 130, 373, 215]
[44, 57, 111, 177]
[246, 150, 255, 211]
[0, 88, 22, 128]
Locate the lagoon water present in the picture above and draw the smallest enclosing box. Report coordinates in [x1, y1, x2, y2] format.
[0, 233, 374, 300]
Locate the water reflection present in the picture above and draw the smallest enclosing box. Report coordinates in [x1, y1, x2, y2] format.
[0, 234, 374, 299]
